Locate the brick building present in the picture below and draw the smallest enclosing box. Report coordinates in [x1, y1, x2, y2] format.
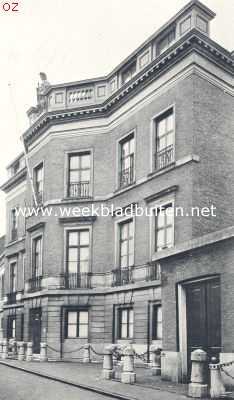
[0, 0, 233, 383]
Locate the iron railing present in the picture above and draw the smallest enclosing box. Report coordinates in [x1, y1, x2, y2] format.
[119, 155, 134, 188]
[61, 272, 92, 289]
[155, 144, 174, 170]
[36, 191, 43, 204]
[112, 267, 133, 286]
[146, 262, 161, 281]
[27, 276, 43, 292]
[68, 181, 90, 198]
[112, 263, 161, 287]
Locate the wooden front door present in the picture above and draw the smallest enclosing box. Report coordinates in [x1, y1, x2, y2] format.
[186, 278, 221, 374]
[30, 308, 41, 354]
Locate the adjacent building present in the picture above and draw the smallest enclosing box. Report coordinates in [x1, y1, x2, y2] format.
[0, 0, 234, 384]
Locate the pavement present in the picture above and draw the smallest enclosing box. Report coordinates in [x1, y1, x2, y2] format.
[0, 358, 189, 400]
[0, 363, 110, 400]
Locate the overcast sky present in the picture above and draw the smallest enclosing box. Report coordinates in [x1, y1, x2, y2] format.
[0, 0, 233, 236]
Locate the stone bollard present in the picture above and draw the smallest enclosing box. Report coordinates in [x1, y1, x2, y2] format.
[40, 343, 48, 362]
[209, 357, 226, 399]
[2, 339, 8, 359]
[102, 345, 114, 380]
[18, 342, 25, 361]
[83, 344, 91, 363]
[150, 346, 161, 376]
[26, 342, 33, 362]
[121, 346, 136, 384]
[188, 349, 208, 398]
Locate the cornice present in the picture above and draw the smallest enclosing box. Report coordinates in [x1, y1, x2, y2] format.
[59, 216, 97, 224]
[152, 225, 234, 262]
[144, 185, 178, 203]
[22, 30, 233, 149]
[0, 167, 27, 193]
[27, 222, 45, 233]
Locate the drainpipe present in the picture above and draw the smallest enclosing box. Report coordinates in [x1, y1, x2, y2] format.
[147, 302, 150, 363]
[60, 307, 63, 360]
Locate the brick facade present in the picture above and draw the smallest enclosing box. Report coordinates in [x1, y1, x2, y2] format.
[0, 0, 233, 385]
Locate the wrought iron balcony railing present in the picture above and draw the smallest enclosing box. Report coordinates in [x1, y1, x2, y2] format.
[27, 276, 43, 292]
[119, 156, 134, 188]
[112, 263, 161, 287]
[146, 262, 161, 281]
[61, 272, 92, 289]
[36, 191, 43, 204]
[68, 181, 90, 198]
[155, 144, 174, 170]
[112, 267, 133, 286]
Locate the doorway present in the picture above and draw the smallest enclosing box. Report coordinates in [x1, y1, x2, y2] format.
[30, 308, 42, 354]
[186, 278, 221, 375]
[178, 277, 221, 381]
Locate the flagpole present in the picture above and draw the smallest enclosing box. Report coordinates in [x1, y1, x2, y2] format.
[20, 136, 38, 207]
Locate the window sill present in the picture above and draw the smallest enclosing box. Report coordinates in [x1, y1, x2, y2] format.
[62, 197, 93, 203]
[114, 181, 136, 195]
[147, 162, 175, 178]
[64, 337, 88, 340]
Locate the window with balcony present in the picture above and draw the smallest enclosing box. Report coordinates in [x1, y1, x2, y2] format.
[119, 134, 135, 188]
[11, 208, 18, 241]
[65, 229, 91, 289]
[157, 29, 175, 55]
[152, 304, 162, 340]
[113, 219, 134, 286]
[30, 236, 42, 292]
[65, 309, 89, 338]
[155, 109, 174, 170]
[121, 61, 137, 84]
[7, 316, 16, 339]
[155, 203, 174, 251]
[118, 308, 134, 339]
[68, 153, 91, 198]
[34, 163, 44, 204]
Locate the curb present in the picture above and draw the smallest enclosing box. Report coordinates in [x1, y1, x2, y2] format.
[0, 360, 138, 400]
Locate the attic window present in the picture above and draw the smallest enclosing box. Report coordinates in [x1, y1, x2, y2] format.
[121, 61, 137, 85]
[157, 29, 176, 56]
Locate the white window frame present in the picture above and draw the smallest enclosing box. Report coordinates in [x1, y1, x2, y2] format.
[116, 129, 136, 190]
[150, 104, 175, 174]
[33, 160, 44, 203]
[114, 215, 135, 269]
[31, 233, 43, 277]
[63, 225, 93, 274]
[64, 148, 94, 199]
[149, 197, 175, 258]
[66, 309, 89, 339]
